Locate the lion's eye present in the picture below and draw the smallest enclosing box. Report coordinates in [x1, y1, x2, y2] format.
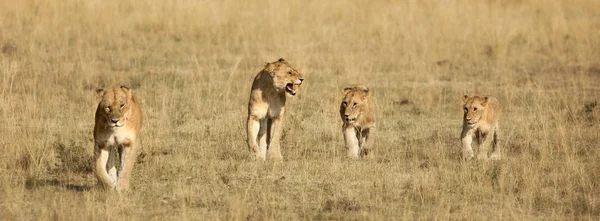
[353, 102, 357, 107]
[105, 107, 110, 112]
[120, 104, 125, 109]
[342, 101, 347, 106]
[464, 108, 468, 112]
[473, 107, 478, 111]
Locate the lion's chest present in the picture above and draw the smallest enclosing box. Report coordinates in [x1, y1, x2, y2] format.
[470, 120, 495, 136]
[269, 106, 285, 118]
[251, 102, 285, 119]
[249, 89, 286, 119]
[97, 127, 137, 147]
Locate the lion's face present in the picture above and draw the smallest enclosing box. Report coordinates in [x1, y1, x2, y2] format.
[265, 58, 304, 96]
[462, 95, 489, 127]
[96, 86, 133, 128]
[341, 85, 370, 123]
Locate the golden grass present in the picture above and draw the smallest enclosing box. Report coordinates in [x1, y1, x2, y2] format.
[1, 0, 599, 220]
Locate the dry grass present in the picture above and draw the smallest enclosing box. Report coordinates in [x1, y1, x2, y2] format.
[1, 0, 599, 220]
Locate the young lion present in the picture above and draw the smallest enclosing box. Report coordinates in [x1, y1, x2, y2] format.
[461, 95, 502, 160]
[340, 85, 375, 159]
[247, 58, 304, 160]
[94, 85, 143, 192]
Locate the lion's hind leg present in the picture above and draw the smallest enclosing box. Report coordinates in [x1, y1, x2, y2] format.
[266, 118, 284, 161]
[107, 147, 117, 183]
[489, 125, 501, 160]
[258, 119, 268, 160]
[477, 128, 497, 160]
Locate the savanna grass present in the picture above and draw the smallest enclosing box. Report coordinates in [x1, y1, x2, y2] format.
[0, 0, 599, 220]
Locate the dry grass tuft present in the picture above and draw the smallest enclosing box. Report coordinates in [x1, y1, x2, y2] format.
[54, 140, 94, 174]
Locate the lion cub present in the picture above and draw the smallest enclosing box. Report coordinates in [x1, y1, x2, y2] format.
[247, 58, 304, 161]
[340, 85, 375, 159]
[461, 95, 502, 160]
[94, 85, 143, 192]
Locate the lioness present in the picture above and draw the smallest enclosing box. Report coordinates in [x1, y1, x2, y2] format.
[94, 85, 143, 192]
[340, 85, 375, 159]
[461, 95, 502, 160]
[247, 58, 304, 160]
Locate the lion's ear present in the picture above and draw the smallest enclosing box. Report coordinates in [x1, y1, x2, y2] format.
[264, 62, 277, 77]
[481, 96, 489, 106]
[461, 95, 469, 103]
[350, 85, 370, 96]
[343, 86, 353, 95]
[96, 88, 105, 97]
[120, 85, 132, 95]
[95, 88, 106, 101]
[120, 85, 134, 99]
[361, 87, 370, 97]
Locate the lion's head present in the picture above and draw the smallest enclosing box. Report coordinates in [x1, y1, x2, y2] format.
[96, 85, 134, 128]
[341, 85, 371, 123]
[264, 58, 304, 96]
[462, 95, 489, 127]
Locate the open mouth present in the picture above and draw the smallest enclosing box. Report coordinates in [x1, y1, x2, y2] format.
[285, 83, 297, 95]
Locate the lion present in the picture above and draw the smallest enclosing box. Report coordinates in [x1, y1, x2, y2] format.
[246, 58, 304, 160]
[340, 85, 375, 159]
[94, 85, 143, 192]
[461, 95, 502, 160]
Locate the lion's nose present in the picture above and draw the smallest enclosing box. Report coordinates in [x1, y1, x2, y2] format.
[111, 119, 120, 123]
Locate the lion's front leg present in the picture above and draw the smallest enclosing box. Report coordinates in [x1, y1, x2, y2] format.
[267, 117, 284, 161]
[116, 140, 139, 193]
[461, 127, 475, 160]
[94, 143, 117, 189]
[489, 124, 501, 160]
[247, 115, 266, 160]
[344, 126, 360, 159]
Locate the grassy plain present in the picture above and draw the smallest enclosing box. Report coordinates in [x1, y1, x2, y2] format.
[1, 0, 599, 220]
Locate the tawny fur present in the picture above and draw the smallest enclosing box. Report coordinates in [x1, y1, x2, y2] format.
[94, 86, 143, 192]
[461, 95, 502, 160]
[340, 85, 375, 159]
[247, 58, 304, 161]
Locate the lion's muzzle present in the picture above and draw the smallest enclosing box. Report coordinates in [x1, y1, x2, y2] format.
[344, 113, 359, 122]
[464, 116, 480, 127]
[107, 116, 125, 127]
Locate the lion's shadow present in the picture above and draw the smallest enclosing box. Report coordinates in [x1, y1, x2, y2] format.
[25, 178, 93, 192]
